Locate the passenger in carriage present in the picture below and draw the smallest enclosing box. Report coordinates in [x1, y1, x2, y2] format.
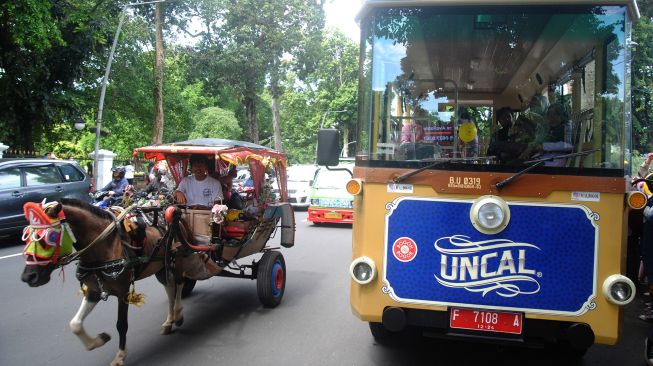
[173, 155, 223, 207]
[218, 166, 245, 210]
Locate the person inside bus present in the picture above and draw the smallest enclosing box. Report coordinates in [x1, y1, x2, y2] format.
[486, 107, 513, 161]
[173, 155, 223, 207]
[495, 107, 513, 142]
[519, 103, 572, 166]
[519, 94, 549, 137]
[400, 107, 432, 159]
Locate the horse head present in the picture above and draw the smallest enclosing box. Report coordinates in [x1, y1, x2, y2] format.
[20, 201, 75, 287]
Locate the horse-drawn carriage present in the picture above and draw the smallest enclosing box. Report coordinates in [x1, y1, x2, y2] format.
[133, 138, 295, 301]
[20, 138, 295, 365]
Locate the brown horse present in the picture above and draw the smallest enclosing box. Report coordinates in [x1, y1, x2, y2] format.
[20, 199, 213, 366]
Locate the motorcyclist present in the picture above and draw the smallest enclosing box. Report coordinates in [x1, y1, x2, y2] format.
[145, 164, 172, 194]
[100, 167, 130, 198]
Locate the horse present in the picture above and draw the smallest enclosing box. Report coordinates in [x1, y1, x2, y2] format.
[19, 198, 215, 366]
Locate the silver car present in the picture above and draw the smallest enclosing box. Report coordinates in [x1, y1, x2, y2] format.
[287, 164, 318, 208]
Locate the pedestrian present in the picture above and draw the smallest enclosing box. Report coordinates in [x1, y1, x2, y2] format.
[124, 160, 135, 185]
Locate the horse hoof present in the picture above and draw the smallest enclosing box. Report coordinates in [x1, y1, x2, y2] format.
[99, 333, 111, 343]
[175, 317, 184, 327]
[161, 325, 172, 335]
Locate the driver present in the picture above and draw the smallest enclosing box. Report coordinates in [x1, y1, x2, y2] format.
[173, 155, 223, 206]
[100, 167, 129, 197]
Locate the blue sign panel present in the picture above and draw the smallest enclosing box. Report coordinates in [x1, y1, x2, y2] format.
[383, 197, 598, 315]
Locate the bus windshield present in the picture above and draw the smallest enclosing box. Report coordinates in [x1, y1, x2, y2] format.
[359, 5, 630, 175]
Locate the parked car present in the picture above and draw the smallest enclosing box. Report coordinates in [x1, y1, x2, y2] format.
[0, 159, 92, 238]
[287, 164, 318, 208]
[308, 164, 354, 224]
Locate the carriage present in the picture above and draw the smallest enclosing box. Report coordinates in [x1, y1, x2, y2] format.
[20, 138, 295, 365]
[133, 138, 296, 304]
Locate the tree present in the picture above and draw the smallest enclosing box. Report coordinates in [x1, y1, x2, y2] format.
[193, 0, 325, 147]
[189, 107, 242, 139]
[633, 0, 653, 155]
[279, 30, 359, 162]
[0, 0, 124, 150]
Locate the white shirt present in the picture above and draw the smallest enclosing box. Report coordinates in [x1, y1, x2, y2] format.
[124, 164, 135, 179]
[177, 175, 223, 206]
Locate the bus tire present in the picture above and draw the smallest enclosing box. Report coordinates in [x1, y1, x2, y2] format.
[369, 322, 392, 340]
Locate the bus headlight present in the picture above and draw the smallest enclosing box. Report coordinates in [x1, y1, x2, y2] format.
[350, 256, 376, 285]
[602, 274, 635, 305]
[470, 196, 510, 234]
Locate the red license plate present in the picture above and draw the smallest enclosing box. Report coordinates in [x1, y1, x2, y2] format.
[450, 308, 523, 334]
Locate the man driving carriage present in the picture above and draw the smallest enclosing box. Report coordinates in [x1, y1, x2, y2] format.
[172, 155, 223, 206]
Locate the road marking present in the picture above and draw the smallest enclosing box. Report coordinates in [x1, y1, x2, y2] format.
[0, 253, 22, 260]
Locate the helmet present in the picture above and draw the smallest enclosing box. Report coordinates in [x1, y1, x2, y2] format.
[112, 167, 126, 179]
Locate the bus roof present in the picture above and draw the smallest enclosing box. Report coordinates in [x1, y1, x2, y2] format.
[359, 0, 640, 20]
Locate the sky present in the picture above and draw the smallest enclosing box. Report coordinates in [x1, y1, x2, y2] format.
[324, 0, 363, 41]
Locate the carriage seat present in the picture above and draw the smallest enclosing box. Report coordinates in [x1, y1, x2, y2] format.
[180, 207, 253, 243]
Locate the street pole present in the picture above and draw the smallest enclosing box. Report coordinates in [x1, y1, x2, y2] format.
[93, 0, 167, 180]
[94, 8, 126, 181]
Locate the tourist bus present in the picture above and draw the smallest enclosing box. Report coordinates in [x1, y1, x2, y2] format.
[317, 0, 646, 355]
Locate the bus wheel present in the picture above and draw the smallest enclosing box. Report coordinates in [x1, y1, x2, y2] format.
[369, 322, 392, 340]
[257, 251, 286, 308]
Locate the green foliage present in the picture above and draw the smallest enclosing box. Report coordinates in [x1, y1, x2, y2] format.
[632, 0, 653, 154]
[189, 107, 242, 139]
[0, 0, 122, 150]
[279, 29, 359, 163]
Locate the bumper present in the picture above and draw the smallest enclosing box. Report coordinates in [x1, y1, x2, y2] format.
[308, 207, 354, 224]
[377, 307, 594, 350]
[289, 195, 310, 207]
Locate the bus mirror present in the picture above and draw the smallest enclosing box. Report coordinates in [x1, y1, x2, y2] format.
[317, 129, 340, 166]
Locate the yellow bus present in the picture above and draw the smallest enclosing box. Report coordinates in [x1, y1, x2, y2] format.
[317, 0, 645, 355]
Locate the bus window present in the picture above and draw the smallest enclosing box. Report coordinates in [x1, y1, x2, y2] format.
[360, 5, 629, 174]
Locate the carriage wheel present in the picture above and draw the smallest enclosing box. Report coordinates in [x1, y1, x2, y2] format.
[256, 251, 286, 308]
[181, 278, 196, 298]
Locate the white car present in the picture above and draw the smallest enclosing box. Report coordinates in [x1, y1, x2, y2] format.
[287, 164, 318, 208]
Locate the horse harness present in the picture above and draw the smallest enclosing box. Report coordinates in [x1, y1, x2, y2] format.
[75, 206, 163, 300]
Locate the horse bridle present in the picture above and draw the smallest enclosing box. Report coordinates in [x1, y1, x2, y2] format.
[22, 203, 136, 268]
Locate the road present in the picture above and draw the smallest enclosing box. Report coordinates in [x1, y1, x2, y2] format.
[0, 211, 650, 366]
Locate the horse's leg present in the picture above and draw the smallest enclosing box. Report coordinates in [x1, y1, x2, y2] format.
[110, 300, 129, 366]
[160, 279, 177, 334]
[69, 291, 111, 351]
[173, 278, 184, 327]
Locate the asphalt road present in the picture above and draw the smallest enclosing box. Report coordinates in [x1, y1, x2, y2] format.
[0, 211, 650, 366]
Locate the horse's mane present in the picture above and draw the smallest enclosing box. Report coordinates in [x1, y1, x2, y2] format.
[60, 198, 114, 221]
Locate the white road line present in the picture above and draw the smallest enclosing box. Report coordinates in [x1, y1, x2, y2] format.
[0, 253, 22, 260]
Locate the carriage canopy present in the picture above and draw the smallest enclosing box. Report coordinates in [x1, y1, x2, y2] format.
[134, 138, 288, 201]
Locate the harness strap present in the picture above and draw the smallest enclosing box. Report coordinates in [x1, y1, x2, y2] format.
[59, 204, 137, 267]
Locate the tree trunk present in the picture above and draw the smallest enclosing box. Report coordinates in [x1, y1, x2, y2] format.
[245, 95, 259, 143]
[151, 2, 165, 144]
[342, 124, 350, 157]
[270, 70, 283, 152]
[21, 119, 35, 152]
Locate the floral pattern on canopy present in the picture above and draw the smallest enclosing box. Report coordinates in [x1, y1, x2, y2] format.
[133, 138, 288, 201]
